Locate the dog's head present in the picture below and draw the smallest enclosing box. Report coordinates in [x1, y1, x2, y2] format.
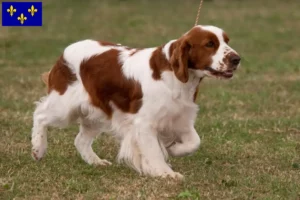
[170, 25, 241, 82]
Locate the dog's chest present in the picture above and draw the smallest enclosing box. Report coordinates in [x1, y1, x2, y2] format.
[154, 99, 198, 145]
[153, 97, 199, 130]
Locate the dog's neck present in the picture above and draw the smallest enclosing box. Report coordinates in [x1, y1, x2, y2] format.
[162, 70, 203, 101]
[159, 40, 205, 101]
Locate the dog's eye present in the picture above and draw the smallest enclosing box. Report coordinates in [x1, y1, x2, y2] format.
[205, 41, 215, 48]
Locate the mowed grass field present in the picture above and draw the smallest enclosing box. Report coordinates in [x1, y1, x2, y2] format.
[1, 0, 300, 199]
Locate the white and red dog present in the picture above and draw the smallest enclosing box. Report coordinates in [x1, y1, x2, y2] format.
[31, 25, 240, 179]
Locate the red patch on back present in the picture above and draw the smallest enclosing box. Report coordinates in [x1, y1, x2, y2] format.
[80, 49, 143, 118]
[149, 46, 172, 80]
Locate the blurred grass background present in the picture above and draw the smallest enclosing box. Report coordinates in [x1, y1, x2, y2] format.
[0, 0, 300, 199]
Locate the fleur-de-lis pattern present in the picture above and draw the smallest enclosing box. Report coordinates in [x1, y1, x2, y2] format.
[28, 5, 38, 16]
[3, 3, 41, 26]
[17, 13, 27, 24]
[7, 5, 17, 16]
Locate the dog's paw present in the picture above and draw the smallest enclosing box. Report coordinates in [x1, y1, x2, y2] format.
[161, 171, 184, 180]
[95, 159, 112, 166]
[32, 147, 46, 161]
[173, 172, 184, 180]
[89, 158, 112, 166]
[151, 170, 184, 180]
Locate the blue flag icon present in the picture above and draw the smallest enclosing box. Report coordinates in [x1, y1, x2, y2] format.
[2, 2, 42, 26]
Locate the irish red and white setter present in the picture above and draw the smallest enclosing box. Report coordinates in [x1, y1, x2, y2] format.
[31, 25, 241, 179]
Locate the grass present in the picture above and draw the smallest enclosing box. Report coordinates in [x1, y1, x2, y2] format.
[1, 0, 300, 199]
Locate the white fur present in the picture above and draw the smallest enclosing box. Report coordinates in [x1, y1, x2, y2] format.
[162, 40, 176, 60]
[31, 25, 238, 179]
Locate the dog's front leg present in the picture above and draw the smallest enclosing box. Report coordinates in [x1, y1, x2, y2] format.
[139, 126, 184, 179]
[119, 124, 183, 179]
[167, 126, 200, 157]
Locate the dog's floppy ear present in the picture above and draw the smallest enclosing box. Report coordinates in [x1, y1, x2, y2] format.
[170, 39, 191, 83]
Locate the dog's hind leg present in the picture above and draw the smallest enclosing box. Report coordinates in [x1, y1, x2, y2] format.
[31, 91, 78, 160]
[74, 122, 111, 166]
[31, 101, 48, 161]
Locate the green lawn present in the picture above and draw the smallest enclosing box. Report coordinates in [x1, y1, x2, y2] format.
[1, 0, 300, 199]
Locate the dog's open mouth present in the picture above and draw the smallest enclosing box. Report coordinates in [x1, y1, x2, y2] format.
[205, 67, 234, 79]
[221, 70, 234, 78]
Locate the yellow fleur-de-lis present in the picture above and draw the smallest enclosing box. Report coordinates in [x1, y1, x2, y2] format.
[17, 13, 27, 24]
[7, 5, 17, 16]
[28, 5, 38, 16]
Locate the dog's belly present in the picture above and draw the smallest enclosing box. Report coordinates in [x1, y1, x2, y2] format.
[79, 96, 198, 145]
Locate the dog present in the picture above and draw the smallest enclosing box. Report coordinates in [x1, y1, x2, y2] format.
[31, 25, 240, 179]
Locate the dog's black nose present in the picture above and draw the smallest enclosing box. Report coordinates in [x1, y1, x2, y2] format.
[230, 55, 241, 66]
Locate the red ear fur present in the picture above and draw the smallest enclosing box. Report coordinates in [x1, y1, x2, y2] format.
[170, 39, 190, 83]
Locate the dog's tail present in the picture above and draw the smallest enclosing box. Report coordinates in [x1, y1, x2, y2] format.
[41, 72, 50, 87]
